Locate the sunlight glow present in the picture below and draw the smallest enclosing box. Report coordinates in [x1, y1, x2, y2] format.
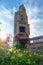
[0, 31, 6, 40]
[0, 31, 10, 43]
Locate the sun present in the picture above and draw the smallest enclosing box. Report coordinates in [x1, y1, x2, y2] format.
[0, 31, 8, 42]
[0, 31, 10, 44]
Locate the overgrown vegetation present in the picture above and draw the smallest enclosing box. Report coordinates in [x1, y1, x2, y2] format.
[0, 42, 43, 65]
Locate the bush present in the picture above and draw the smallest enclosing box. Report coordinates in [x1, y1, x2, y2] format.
[14, 41, 25, 50]
[0, 45, 43, 65]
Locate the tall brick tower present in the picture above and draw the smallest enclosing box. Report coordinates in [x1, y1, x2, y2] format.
[14, 5, 30, 49]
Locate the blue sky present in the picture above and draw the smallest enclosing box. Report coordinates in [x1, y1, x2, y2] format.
[0, 0, 43, 38]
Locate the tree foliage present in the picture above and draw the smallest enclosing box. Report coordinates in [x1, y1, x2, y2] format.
[0, 43, 43, 65]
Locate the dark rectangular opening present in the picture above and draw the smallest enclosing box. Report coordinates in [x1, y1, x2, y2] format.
[19, 26, 25, 32]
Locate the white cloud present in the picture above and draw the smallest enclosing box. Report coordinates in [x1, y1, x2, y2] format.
[0, 20, 10, 26]
[13, 7, 16, 13]
[0, 6, 13, 19]
[0, 6, 15, 35]
[0, 20, 13, 35]
[24, 5, 43, 37]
